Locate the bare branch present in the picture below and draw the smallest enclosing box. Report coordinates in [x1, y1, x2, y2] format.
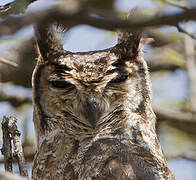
[1, 116, 28, 177]
[184, 23, 196, 112]
[0, 6, 196, 36]
[162, 0, 188, 11]
[161, 0, 196, 41]
[154, 107, 196, 123]
[148, 62, 183, 72]
[0, 58, 18, 68]
[6, 116, 28, 177]
[0, 90, 32, 107]
[0, 0, 37, 18]
[0, 172, 29, 180]
[0, 143, 35, 164]
[177, 24, 196, 40]
[1, 117, 13, 173]
[145, 28, 178, 47]
[167, 153, 196, 162]
[0, 38, 36, 88]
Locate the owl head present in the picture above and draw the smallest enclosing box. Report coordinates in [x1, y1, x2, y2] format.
[32, 23, 152, 139]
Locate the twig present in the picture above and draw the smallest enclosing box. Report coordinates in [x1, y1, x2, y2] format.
[162, 0, 196, 40]
[177, 24, 196, 40]
[167, 153, 196, 162]
[145, 29, 176, 47]
[162, 0, 188, 11]
[1, 116, 28, 177]
[0, 143, 35, 164]
[0, 90, 32, 107]
[0, 172, 29, 180]
[154, 106, 196, 134]
[6, 116, 28, 177]
[154, 107, 196, 123]
[0, 38, 36, 88]
[1, 117, 13, 173]
[0, 58, 18, 68]
[148, 62, 183, 72]
[0, 6, 196, 36]
[0, 0, 37, 18]
[184, 23, 196, 112]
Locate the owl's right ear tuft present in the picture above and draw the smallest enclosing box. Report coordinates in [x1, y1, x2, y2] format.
[116, 9, 143, 59]
[116, 30, 142, 59]
[34, 23, 64, 62]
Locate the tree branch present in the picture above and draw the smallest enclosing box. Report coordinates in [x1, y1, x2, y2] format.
[161, 0, 196, 40]
[167, 153, 196, 162]
[184, 23, 196, 112]
[154, 107, 196, 123]
[145, 29, 178, 47]
[162, 0, 188, 11]
[0, 90, 32, 107]
[0, 172, 29, 180]
[177, 24, 196, 40]
[0, 143, 35, 164]
[0, 0, 37, 18]
[6, 116, 28, 177]
[148, 62, 183, 72]
[1, 116, 28, 177]
[155, 106, 196, 135]
[1, 117, 13, 173]
[0, 58, 18, 68]
[0, 6, 196, 36]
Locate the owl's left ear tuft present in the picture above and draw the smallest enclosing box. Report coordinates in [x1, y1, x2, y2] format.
[34, 23, 65, 62]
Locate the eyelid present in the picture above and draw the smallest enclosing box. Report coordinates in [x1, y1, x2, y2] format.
[48, 76, 62, 82]
[47, 72, 70, 82]
[51, 80, 73, 89]
[109, 74, 128, 83]
[48, 77, 75, 90]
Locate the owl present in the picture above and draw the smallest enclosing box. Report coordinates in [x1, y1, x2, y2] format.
[32, 23, 175, 180]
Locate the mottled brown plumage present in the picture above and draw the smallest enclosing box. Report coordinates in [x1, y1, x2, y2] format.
[32, 23, 175, 180]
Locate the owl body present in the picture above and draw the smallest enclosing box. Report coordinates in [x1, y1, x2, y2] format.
[32, 24, 175, 179]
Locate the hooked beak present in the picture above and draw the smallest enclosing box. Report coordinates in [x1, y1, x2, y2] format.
[86, 96, 98, 128]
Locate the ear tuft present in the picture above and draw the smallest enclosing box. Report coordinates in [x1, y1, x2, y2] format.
[117, 10, 143, 58]
[34, 23, 65, 62]
[117, 30, 142, 58]
[140, 38, 154, 45]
